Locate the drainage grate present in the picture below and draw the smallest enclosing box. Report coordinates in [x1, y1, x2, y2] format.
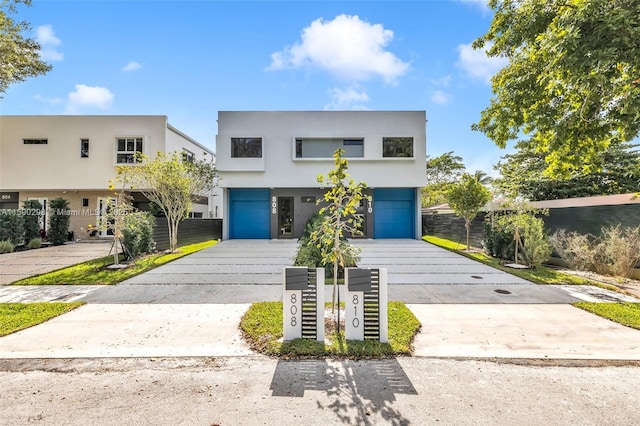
[471, 275, 483, 279]
[494, 289, 512, 295]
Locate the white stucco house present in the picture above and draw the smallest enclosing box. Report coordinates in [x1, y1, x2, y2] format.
[0, 115, 222, 240]
[216, 111, 426, 240]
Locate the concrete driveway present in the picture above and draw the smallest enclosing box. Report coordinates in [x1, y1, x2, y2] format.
[1, 239, 639, 361]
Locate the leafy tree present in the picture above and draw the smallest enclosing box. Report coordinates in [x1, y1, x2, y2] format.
[48, 198, 70, 245]
[473, 0, 640, 177]
[0, 209, 24, 245]
[114, 151, 217, 253]
[22, 199, 42, 241]
[493, 142, 640, 200]
[0, 0, 52, 96]
[309, 149, 370, 315]
[447, 173, 491, 250]
[423, 151, 466, 207]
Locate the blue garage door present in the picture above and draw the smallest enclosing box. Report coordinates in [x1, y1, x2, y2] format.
[229, 189, 270, 239]
[374, 188, 415, 239]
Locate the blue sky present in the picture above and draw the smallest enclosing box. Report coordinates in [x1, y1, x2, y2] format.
[2, 0, 512, 174]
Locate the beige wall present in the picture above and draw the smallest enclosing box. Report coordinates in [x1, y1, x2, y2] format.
[0, 115, 168, 191]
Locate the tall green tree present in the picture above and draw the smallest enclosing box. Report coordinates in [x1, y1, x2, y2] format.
[0, 0, 52, 96]
[447, 173, 491, 250]
[493, 142, 640, 200]
[310, 149, 369, 315]
[473, 0, 640, 177]
[48, 198, 70, 245]
[114, 151, 217, 253]
[423, 151, 466, 207]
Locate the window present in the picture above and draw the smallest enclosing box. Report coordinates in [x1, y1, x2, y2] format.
[295, 137, 364, 158]
[182, 149, 195, 163]
[231, 138, 262, 158]
[82, 198, 89, 207]
[116, 137, 143, 163]
[383, 137, 413, 158]
[80, 139, 89, 158]
[23, 139, 48, 145]
[301, 196, 316, 203]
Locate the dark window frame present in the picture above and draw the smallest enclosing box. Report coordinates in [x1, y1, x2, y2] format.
[231, 137, 262, 158]
[23, 139, 48, 145]
[115, 137, 143, 164]
[81, 139, 89, 158]
[382, 137, 414, 158]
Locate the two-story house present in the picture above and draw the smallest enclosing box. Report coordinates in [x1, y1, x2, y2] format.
[216, 111, 426, 240]
[0, 115, 221, 240]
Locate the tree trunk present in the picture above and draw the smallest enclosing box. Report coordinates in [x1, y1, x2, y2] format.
[465, 218, 471, 251]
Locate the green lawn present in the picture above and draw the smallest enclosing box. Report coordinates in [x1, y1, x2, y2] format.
[422, 235, 640, 328]
[422, 235, 614, 288]
[573, 302, 640, 330]
[240, 301, 421, 358]
[11, 240, 218, 285]
[0, 302, 84, 336]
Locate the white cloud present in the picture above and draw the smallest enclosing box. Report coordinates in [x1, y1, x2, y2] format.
[122, 61, 142, 72]
[456, 42, 508, 83]
[457, 0, 490, 12]
[431, 90, 451, 105]
[268, 14, 409, 84]
[324, 86, 370, 110]
[36, 25, 64, 62]
[66, 84, 114, 113]
[431, 75, 452, 87]
[33, 94, 63, 106]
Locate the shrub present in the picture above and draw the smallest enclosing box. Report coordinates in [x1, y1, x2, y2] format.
[27, 238, 42, 249]
[482, 220, 515, 260]
[48, 198, 70, 246]
[22, 199, 43, 242]
[598, 225, 640, 279]
[550, 229, 599, 272]
[0, 240, 14, 254]
[521, 216, 552, 268]
[0, 210, 25, 245]
[120, 211, 156, 259]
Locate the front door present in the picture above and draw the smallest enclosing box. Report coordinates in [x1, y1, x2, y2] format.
[97, 197, 115, 237]
[278, 197, 294, 238]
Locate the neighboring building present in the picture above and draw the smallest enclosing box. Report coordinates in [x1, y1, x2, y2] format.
[0, 115, 221, 240]
[216, 111, 426, 240]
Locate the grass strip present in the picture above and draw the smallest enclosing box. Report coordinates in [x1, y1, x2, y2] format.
[573, 302, 640, 330]
[240, 301, 421, 358]
[11, 240, 218, 285]
[0, 302, 84, 336]
[421, 235, 615, 289]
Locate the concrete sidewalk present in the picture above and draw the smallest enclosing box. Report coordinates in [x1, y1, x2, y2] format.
[0, 240, 113, 285]
[0, 302, 639, 360]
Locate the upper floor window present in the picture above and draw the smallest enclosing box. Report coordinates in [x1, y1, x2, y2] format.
[116, 137, 143, 164]
[23, 139, 48, 145]
[295, 137, 364, 158]
[182, 149, 195, 163]
[231, 137, 262, 158]
[81, 139, 89, 158]
[383, 137, 413, 158]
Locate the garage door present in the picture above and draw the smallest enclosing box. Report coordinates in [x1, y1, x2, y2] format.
[229, 189, 270, 239]
[374, 188, 415, 239]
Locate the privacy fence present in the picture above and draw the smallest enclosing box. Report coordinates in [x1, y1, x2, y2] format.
[153, 218, 222, 251]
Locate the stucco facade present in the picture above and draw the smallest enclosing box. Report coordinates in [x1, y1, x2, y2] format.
[0, 115, 221, 240]
[216, 111, 426, 240]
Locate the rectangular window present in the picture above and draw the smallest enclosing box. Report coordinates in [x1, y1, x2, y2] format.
[301, 196, 316, 203]
[295, 137, 364, 158]
[23, 139, 48, 145]
[231, 137, 262, 158]
[80, 139, 89, 158]
[383, 137, 414, 158]
[116, 137, 143, 163]
[182, 149, 195, 163]
[82, 198, 89, 207]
